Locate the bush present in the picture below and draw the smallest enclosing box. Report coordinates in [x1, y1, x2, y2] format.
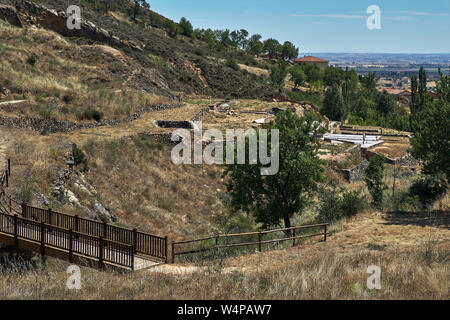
[26, 55, 37, 66]
[365, 154, 386, 208]
[225, 58, 240, 71]
[318, 188, 367, 223]
[72, 144, 88, 172]
[78, 109, 104, 122]
[409, 173, 448, 208]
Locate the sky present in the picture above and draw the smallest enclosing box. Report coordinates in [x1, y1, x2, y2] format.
[148, 0, 450, 54]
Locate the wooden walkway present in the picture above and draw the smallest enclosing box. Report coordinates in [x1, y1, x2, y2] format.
[0, 160, 167, 271]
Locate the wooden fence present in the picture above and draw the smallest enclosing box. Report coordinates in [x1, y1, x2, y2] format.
[171, 223, 329, 263]
[0, 211, 135, 268]
[0, 159, 167, 265]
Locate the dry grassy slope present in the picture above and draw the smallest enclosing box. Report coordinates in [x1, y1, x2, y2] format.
[0, 203, 447, 299]
[0, 22, 172, 121]
[0, 0, 273, 103]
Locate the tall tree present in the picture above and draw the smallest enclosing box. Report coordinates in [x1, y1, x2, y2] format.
[225, 110, 324, 230]
[323, 84, 346, 121]
[410, 98, 450, 181]
[418, 66, 427, 110]
[263, 38, 282, 59]
[365, 154, 386, 208]
[281, 41, 299, 60]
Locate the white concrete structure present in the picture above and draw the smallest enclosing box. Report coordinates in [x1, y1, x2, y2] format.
[323, 134, 384, 148]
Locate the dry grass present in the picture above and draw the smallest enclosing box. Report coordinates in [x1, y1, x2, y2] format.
[0, 24, 171, 121]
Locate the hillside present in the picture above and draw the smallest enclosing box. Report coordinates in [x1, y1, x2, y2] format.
[0, 0, 448, 302]
[0, 0, 274, 114]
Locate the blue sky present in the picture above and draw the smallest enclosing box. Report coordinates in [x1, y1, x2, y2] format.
[148, 0, 450, 54]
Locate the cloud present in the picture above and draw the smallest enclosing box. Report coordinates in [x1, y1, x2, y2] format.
[289, 14, 366, 19]
[390, 11, 449, 17]
[390, 16, 418, 21]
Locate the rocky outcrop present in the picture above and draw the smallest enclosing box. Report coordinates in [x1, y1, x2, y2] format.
[14, 1, 141, 50]
[0, 4, 22, 27]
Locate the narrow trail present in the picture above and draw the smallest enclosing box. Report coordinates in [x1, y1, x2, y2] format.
[0, 127, 13, 170]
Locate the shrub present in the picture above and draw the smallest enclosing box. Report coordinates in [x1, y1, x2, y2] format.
[26, 55, 37, 66]
[72, 144, 88, 172]
[318, 188, 367, 223]
[79, 109, 104, 122]
[225, 58, 240, 71]
[365, 154, 386, 208]
[409, 173, 448, 208]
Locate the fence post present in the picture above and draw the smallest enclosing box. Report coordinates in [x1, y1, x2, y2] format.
[131, 244, 135, 271]
[13, 214, 18, 248]
[98, 236, 104, 269]
[324, 224, 327, 242]
[103, 222, 107, 239]
[21, 203, 26, 218]
[7, 159, 10, 177]
[40, 221, 45, 256]
[69, 229, 73, 263]
[74, 215, 79, 232]
[258, 232, 262, 252]
[132, 228, 137, 254]
[292, 228, 296, 247]
[5, 170, 8, 187]
[9, 196, 11, 213]
[164, 236, 168, 264]
[171, 240, 175, 264]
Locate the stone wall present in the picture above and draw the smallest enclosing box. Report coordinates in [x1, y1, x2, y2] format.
[338, 159, 369, 183]
[0, 104, 183, 133]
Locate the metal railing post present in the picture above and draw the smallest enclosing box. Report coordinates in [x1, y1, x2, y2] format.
[13, 214, 18, 248]
[164, 236, 168, 263]
[324, 224, 327, 242]
[98, 236, 104, 269]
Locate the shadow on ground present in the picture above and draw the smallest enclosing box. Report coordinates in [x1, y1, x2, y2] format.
[383, 210, 450, 229]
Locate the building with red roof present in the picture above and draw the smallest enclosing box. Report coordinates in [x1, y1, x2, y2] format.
[293, 56, 329, 70]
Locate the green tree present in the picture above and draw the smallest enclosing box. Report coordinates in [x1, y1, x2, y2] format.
[130, 0, 149, 20]
[263, 38, 282, 59]
[418, 66, 427, 110]
[410, 98, 450, 181]
[323, 66, 344, 87]
[179, 17, 194, 38]
[375, 90, 396, 115]
[270, 61, 288, 89]
[289, 64, 307, 89]
[281, 41, 299, 60]
[323, 84, 346, 121]
[365, 154, 386, 208]
[436, 68, 450, 102]
[225, 110, 324, 230]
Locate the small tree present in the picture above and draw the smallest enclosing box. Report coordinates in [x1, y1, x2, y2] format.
[225, 110, 324, 230]
[270, 61, 288, 89]
[179, 17, 194, 38]
[281, 41, 299, 60]
[289, 64, 306, 89]
[72, 144, 88, 172]
[365, 154, 386, 208]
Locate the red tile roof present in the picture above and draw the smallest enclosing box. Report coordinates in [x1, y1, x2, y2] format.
[294, 56, 329, 63]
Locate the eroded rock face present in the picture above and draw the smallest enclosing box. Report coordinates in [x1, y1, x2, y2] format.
[13, 1, 141, 51]
[91, 200, 116, 223]
[0, 4, 22, 27]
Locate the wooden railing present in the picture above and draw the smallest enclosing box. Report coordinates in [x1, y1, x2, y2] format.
[0, 211, 135, 269]
[0, 159, 167, 264]
[171, 223, 329, 263]
[20, 204, 167, 261]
